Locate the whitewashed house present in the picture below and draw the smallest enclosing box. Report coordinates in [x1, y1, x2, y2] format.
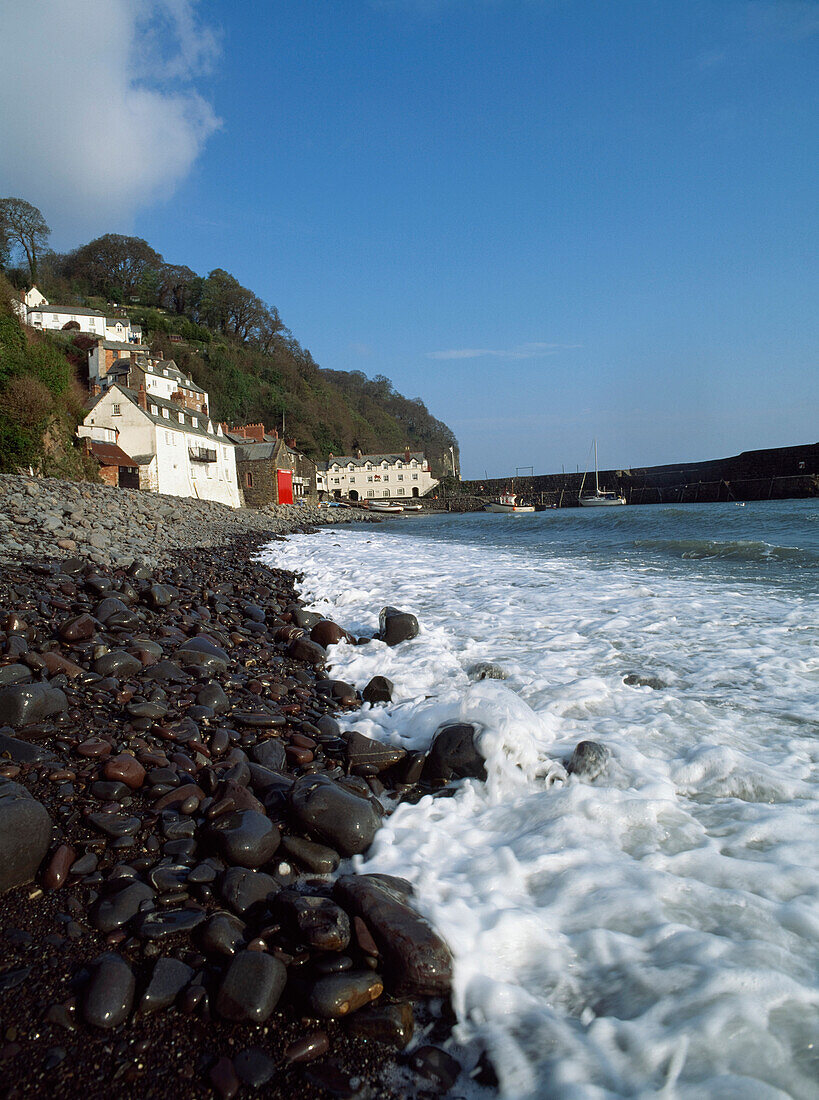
[13, 287, 141, 342]
[79, 383, 241, 507]
[319, 449, 438, 501]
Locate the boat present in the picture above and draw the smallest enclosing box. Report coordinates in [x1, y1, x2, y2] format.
[368, 501, 404, 513]
[578, 441, 626, 507]
[485, 491, 535, 513]
[402, 502, 423, 511]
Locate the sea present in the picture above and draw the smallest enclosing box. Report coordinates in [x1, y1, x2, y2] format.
[261, 500, 819, 1099]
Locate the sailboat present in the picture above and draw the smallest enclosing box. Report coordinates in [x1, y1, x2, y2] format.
[578, 440, 626, 507]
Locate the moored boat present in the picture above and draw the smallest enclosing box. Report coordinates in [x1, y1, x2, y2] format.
[368, 501, 404, 513]
[485, 491, 535, 513]
[578, 441, 626, 507]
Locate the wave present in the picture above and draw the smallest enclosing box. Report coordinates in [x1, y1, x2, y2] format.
[633, 537, 818, 566]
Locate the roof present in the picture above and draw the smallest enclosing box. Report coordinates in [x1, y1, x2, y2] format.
[103, 385, 227, 444]
[105, 317, 129, 326]
[88, 440, 141, 467]
[29, 304, 105, 318]
[96, 340, 149, 351]
[320, 452, 425, 470]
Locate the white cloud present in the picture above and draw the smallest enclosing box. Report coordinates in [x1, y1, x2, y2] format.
[427, 341, 581, 360]
[0, 0, 221, 245]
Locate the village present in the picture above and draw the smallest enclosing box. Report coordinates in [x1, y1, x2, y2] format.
[11, 286, 441, 509]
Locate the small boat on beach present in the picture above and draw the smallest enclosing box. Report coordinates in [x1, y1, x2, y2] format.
[368, 501, 404, 513]
[485, 491, 535, 513]
[578, 441, 626, 507]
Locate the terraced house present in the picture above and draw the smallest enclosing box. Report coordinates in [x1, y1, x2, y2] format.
[320, 449, 438, 501]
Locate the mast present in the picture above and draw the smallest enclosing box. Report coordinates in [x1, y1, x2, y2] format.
[594, 439, 599, 495]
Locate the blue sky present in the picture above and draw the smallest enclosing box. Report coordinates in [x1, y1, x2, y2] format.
[1, 1, 816, 478]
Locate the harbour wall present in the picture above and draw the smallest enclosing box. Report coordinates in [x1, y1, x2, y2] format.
[452, 442, 819, 509]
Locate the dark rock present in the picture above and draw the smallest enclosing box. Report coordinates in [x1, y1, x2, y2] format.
[334, 875, 452, 995]
[249, 739, 286, 772]
[285, 1031, 329, 1063]
[279, 836, 340, 874]
[0, 683, 67, 728]
[197, 682, 231, 713]
[287, 637, 327, 666]
[87, 812, 141, 838]
[290, 774, 381, 857]
[409, 1045, 461, 1091]
[200, 910, 246, 956]
[132, 907, 207, 939]
[103, 753, 146, 790]
[220, 866, 279, 914]
[346, 731, 405, 773]
[138, 957, 193, 1015]
[310, 620, 354, 647]
[345, 1002, 414, 1048]
[467, 662, 508, 681]
[362, 676, 394, 704]
[307, 970, 383, 1017]
[92, 882, 155, 933]
[210, 1056, 240, 1100]
[83, 954, 135, 1029]
[57, 613, 96, 641]
[566, 740, 610, 780]
[175, 636, 230, 673]
[143, 660, 192, 683]
[233, 1047, 276, 1088]
[42, 844, 75, 891]
[291, 608, 323, 630]
[233, 710, 286, 729]
[215, 951, 287, 1022]
[624, 673, 667, 690]
[209, 810, 280, 868]
[93, 650, 143, 678]
[277, 890, 351, 951]
[0, 779, 51, 894]
[0, 665, 32, 688]
[421, 722, 486, 786]
[378, 606, 419, 647]
[0, 731, 56, 763]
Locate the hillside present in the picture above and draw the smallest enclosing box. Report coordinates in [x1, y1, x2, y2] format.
[0, 211, 458, 477]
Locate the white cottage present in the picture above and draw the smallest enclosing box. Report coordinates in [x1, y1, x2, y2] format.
[14, 287, 140, 342]
[79, 384, 241, 507]
[319, 449, 438, 501]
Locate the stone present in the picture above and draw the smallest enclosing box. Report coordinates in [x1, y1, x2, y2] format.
[87, 812, 141, 838]
[209, 810, 281, 868]
[210, 1056, 240, 1100]
[93, 651, 143, 678]
[103, 753, 146, 790]
[132, 907, 208, 940]
[92, 881, 155, 933]
[220, 866, 279, 914]
[175, 636, 230, 673]
[277, 890, 351, 952]
[0, 779, 51, 893]
[290, 774, 381, 857]
[334, 875, 453, 995]
[362, 676, 394, 704]
[409, 1046, 461, 1091]
[378, 606, 419, 646]
[624, 673, 667, 690]
[421, 722, 486, 786]
[0, 665, 32, 688]
[233, 1048, 276, 1088]
[467, 661, 508, 681]
[197, 681, 231, 713]
[345, 1002, 414, 1048]
[279, 836, 340, 875]
[0, 683, 67, 728]
[138, 957, 193, 1016]
[310, 620, 354, 647]
[83, 954, 135, 1029]
[57, 613, 97, 641]
[285, 1031, 330, 1064]
[249, 739, 286, 772]
[200, 911, 246, 956]
[566, 740, 610, 780]
[287, 637, 327, 666]
[42, 844, 75, 891]
[307, 971, 383, 1018]
[346, 730, 405, 773]
[0, 731, 56, 763]
[216, 951, 287, 1022]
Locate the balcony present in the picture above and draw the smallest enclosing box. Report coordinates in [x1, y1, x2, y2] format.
[189, 446, 217, 463]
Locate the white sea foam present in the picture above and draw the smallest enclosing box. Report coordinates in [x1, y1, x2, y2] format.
[261, 509, 819, 1099]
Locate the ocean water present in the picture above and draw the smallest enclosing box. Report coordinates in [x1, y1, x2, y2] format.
[261, 500, 819, 1099]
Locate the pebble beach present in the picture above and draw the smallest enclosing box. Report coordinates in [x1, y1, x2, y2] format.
[0, 476, 469, 1099]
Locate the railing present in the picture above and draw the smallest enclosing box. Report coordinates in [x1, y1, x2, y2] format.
[189, 447, 217, 463]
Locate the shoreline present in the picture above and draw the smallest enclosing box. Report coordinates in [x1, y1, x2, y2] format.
[0, 478, 467, 1099]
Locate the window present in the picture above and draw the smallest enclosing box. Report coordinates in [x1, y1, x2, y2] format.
[367, 475, 373, 482]
[332, 477, 340, 484]
[383, 475, 389, 482]
[192, 418, 199, 428]
[165, 431, 172, 444]
[178, 412, 184, 423]
[112, 403, 121, 416]
[245, 472, 253, 488]
[365, 462, 372, 470]
[367, 490, 374, 498]
[412, 473, 419, 480]
[397, 487, 405, 495]
[349, 477, 356, 484]
[150, 404, 158, 415]
[382, 489, 389, 496]
[397, 474, 404, 481]
[162, 407, 170, 418]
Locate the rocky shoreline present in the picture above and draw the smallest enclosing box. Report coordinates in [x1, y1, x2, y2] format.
[0, 479, 475, 1099]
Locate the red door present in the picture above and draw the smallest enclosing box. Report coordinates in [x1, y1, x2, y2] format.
[276, 469, 293, 505]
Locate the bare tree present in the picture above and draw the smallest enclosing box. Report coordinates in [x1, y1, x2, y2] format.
[0, 198, 51, 284]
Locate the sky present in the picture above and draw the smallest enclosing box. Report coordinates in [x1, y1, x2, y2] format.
[1, 0, 816, 479]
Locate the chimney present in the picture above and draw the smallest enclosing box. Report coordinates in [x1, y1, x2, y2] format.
[138, 384, 147, 411]
[89, 382, 100, 397]
[355, 447, 362, 459]
[404, 446, 411, 463]
[269, 427, 278, 440]
[286, 437, 296, 448]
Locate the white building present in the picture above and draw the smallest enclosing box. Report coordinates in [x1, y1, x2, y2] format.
[79, 383, 241, 507]
[14, 287, 141, 343]
[320, 449, 438, 501]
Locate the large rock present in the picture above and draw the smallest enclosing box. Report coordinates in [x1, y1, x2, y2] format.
[346, 731, 405, 773]
[566, 740, 610, 780]
[0, 683, 67, 728]
[209, 809, 281, 868]
[290, 775, 381, 857]
[0, 731, 56, 763]
[307, 971, 383, 1018]
[83, 954, 136, 1029]
[378, 606, 419, 647]
[334, 875, 452, 996]
[175, 636, 230, 673]
[421, 723, 486, 786]
[0, 779, 52, 894]
[216, 951, 287, 1022]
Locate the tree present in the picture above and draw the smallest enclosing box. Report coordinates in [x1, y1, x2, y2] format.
[63, 234, 163, 300]
[0, 198, 51, 284]
[158, 264, 200, 315]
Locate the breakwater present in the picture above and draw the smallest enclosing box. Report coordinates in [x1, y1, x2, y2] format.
[454, 441, 819, 509]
